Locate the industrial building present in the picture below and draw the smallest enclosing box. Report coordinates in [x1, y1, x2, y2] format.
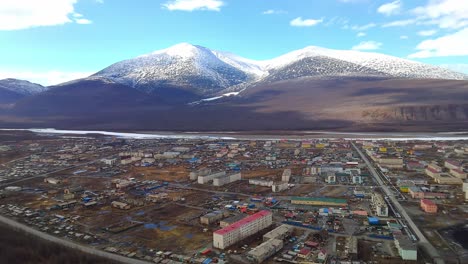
[213, 210, 272, 249]
[200, 211, 228, 225]
[290, 197, 347, 207]
[371, 193, 388, 217]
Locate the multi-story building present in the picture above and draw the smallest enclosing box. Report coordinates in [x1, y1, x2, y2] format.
[282, 169, 291, 182]
[444, 160, 461, 170]
[420, 199, 437, 213]
[247, 239, 283, 263]
[198, 171, 226, 184]
[449, 168, 466, 179]
[213, 210, 272, 249]
[425, 166, 441, 179]
[213, 173, 242, 186]
[394, 233, 417, 261]
[371, 193, 388, 217]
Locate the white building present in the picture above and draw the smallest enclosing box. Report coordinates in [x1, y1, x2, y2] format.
[371, 193, 388, 217]
[102, 158, 117, 166]
[198, 171, 226, 184]
[352, 175, 363, 184]
[282, 169, 291, 182]
[272, 182, 288, 193]
[213, 173, 242, 186]
[394, 233, 417, 261]
[213, 210, 272, 249]
[247, 239, 283, 263]
[249, 179, 273, 187]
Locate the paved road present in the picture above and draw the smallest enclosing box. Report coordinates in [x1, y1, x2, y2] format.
[352, 142, 444, 264]
[0, 215, 151, 264]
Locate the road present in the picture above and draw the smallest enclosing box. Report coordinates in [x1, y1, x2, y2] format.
[0, 215, 152, 264]
[352, 142, 444, 264]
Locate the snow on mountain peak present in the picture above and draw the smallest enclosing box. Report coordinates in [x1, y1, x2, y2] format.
[0, 78, 47, 95]
[93, 43, 467, 98]
[144, 42, 205, 60]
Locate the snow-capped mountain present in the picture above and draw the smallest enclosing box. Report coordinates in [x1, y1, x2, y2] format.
[262, 46, 468, 80]
[93, 43, 260, 96]
[91, 43, 467, 99]
[0, 78, 47, 95]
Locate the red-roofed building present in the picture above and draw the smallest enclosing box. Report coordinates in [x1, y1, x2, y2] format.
[213, 210, 272, 249]
[298, 247, 311, 258]
[420, 199, 437, 213]
[450, 168, 466, 179]
[445, 160, 461, 170]
[425, 166, 441, 179]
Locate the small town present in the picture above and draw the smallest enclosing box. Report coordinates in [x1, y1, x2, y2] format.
[0, 130, 467, 264]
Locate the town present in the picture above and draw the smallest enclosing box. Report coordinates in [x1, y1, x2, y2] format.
[0, 130, 467, 264]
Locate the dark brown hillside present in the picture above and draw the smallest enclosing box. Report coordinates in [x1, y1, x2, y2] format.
[1, 77, 468, 132]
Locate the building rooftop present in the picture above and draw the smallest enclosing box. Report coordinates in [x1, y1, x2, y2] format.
[214, 210, 271, 235]
[291, 197, 347, 204]
[421, 199, 436, 206]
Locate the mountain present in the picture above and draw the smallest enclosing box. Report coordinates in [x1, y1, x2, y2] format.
[92, 43, 263, 101]
[261, 46, 467, 81]
[1, 44, 468, 131]
[0, 79, 47, 104]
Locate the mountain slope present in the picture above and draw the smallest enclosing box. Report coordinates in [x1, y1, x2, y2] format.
[0, 79, 47, 104]
[262, 46, 468, 80]
[93, 43, 260, 98]
[1, 44, 468, 131]
[91, 44, 467, 102]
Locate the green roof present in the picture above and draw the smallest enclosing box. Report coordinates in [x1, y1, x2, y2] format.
[291, 197, 347, 204]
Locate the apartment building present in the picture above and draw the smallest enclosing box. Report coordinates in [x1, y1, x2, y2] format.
[213, 210, 272, 249]
[371, 193, 388, 217]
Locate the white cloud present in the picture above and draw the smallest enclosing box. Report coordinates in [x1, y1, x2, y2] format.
[75, 18, 92, 24]
[262, 9, 287, 15]
[382, 19, 416, 27]
[352, 41, 382, 50]
[0, 0, 93, 30]
[290, 17, 323, 27]
[408, 27, 468, 58]
[351, 23, 376, 31]
[400, 35, 408, 39]
[377, 0, 402, 16]
[439, 64, 468, 74]
[412, 0, 468, 29]
[338, 0, 367, 3]
[357, 32, 366, 37]
[382, 1, 468, 29]
[417, 29, 437, 36]
[0, 70, 93, 86]
[163, 0, 224, 12]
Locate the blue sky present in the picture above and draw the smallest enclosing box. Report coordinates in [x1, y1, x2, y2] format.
[1, 0, 467, 85]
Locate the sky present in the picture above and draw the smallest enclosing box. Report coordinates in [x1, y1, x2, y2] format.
[1, 0, 468, 85]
